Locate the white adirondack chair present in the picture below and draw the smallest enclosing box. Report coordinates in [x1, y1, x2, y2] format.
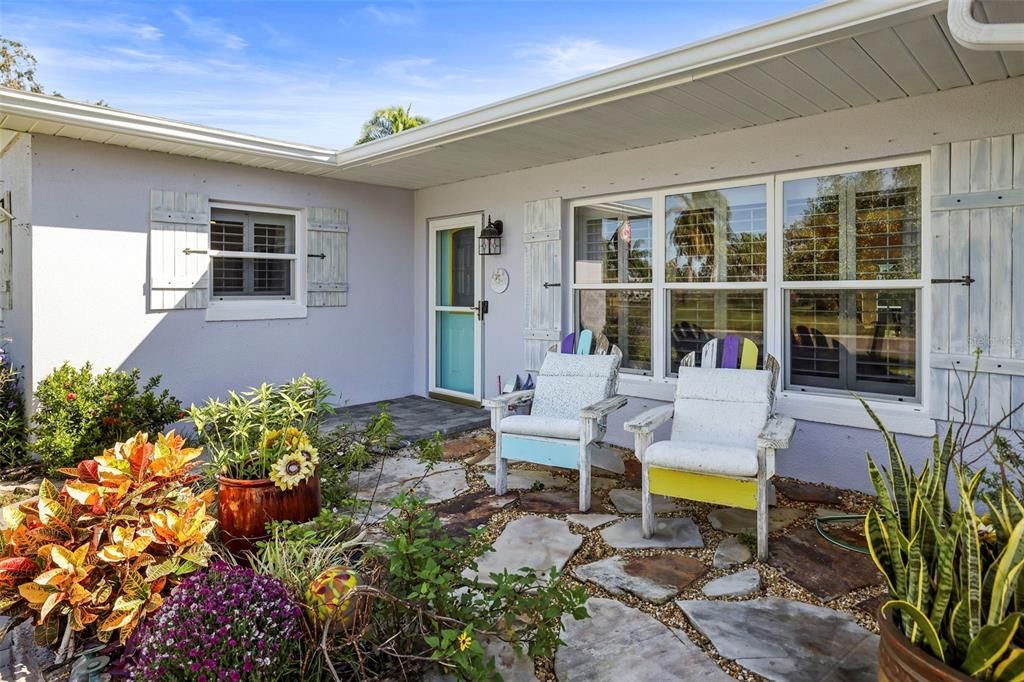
[483, 352, 627, 511]
[624, 366, 795, 560]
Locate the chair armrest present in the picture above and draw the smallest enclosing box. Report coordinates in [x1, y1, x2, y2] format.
[580, 395, 628, 420]
[624, 404, 673, 434]
[757, 415, 796, 450]
[482, 390, 534, 410]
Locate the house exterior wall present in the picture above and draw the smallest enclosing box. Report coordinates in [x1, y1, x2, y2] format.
[0, 132, 33, 384]
[28, 136, 415, 409]
[413, 76, 1024, 492]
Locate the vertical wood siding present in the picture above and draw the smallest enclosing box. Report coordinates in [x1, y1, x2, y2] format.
[931, 134, 1024, 428]
[523, 197, 562, 371]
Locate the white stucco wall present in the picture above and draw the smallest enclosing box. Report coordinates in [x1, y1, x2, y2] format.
[0, 132, 33, 384]
[29, 136, 415, 409]
[412, 76, 1024, 491]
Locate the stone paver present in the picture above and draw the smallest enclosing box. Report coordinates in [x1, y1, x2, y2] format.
[519, 490, 587, 514]
[555, 598, 732, 681]
[707, 507, 806, 534]
[442, 435, 492, 460]
[464, 516, 581, 586]
[433, 491, 517, 537]
[768, 527, 881, 602]
[425, 636, 537, 682]
[855, 594, 886, 618]
[350, 456, 469, 504]
[600, 517, 702, 550]
[608, 489, 686, 515]
[774, 477, 843, 505]
[591, 476, 617, 490]
[678, 597, 879, 682]
[574, 555, 707, 604]
[713, 536, 752, 569]
[565, 513, 619, 529]
[702, 568, 761, 598]
[482, 469, 569, 491]
[324, 394, 489, 442]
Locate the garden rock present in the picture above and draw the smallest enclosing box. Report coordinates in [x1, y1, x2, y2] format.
[554, 598, 731, 681]
[707, 507, 805, 534]
[702, 568, 761, 597]
[573, 555, 706, 604]
[565, 513, 619, 529]
[350, 456, 469, 504]
[519, 490, 585, 514]
[774, 477, 843, 505]
[608, 489, 685, 514]
[434, 491, 517, 537]
[768, 526, 882, 602]
[713, 536, 752, 569]
[600, 517, 702, 550]
[441, 436, 491, 461]
[464, 516, 582, 586]
[677, 597, 879, 681]
[482, 469, 569, 491]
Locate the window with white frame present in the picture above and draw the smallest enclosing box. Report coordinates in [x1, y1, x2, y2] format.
[210, 207, 297, 301]
[571, 159, 924, 402]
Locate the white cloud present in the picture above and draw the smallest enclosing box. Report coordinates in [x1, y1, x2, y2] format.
[515, 38, 646, 81]
[361, 3, 419, 26]
[172, 7, 247, 50]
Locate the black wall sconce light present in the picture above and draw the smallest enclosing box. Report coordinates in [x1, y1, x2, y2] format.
[479, 215, 503, 256]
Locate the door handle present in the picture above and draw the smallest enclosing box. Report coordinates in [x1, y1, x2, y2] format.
[471, 300, 489, 320]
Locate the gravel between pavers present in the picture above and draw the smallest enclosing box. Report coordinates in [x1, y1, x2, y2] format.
[445, 431, 883, 682]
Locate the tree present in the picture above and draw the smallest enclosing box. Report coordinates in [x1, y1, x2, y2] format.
[355, 104, 429, 144]
[1, 38, 44, 93]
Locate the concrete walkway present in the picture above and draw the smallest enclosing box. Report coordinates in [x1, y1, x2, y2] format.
[323, 394, 490, 442]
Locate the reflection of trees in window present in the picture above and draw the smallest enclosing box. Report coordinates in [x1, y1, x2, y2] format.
[666, 189, 766, 283]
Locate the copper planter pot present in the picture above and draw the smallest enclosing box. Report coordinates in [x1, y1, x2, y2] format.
[878, 609, 972, 682]
[217, 472, 321, 555]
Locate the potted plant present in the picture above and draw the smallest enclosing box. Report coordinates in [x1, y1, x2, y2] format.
[190, 375, 334, 554]
[862, 399, 1024, 681]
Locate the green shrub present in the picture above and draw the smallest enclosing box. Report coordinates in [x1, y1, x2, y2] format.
[0, 345, 27, 468]
[32, 362, 182, 473]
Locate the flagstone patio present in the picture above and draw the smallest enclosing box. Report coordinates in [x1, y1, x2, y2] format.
[352, 425, 886, 681]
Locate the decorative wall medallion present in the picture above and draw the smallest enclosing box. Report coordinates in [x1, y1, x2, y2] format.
[490, 267, 510, 294]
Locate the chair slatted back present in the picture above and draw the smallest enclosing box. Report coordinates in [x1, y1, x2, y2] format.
[681, 336, 780, 413]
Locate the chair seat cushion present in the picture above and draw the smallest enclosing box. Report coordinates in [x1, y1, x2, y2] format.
[500, 415, 580, 440]
[644, 440, 761, 478]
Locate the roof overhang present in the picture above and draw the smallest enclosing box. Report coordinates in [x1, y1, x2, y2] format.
[2, 0, 1021, 189]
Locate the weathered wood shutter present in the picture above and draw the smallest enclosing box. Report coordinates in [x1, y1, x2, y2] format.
[149, 190, 210, 311]
[523, 197, 562, 371]
[930, 134, 1024, 429]
[306, 207, 348, 307]
[0, 190, 13, 310]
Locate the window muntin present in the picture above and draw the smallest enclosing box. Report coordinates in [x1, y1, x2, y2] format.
[783, 165, 921, 282]
[574, 199, 653, 284]
[787, 289, 917, 397]
[667, 290, 765, 374]
[577, 289, 652, 374]
[666, 184, 767, 283]
[210, 208, 296, 300]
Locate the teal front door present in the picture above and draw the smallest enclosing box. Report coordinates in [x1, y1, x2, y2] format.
[429, 214, 483, 402]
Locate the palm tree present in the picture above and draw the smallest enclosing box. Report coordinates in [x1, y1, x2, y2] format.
[355, 105, 429, 144]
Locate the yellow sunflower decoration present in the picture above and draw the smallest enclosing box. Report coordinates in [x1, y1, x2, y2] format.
[270, 452, 314, 490]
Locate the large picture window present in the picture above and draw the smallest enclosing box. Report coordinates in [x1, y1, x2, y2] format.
[571, 158, 924, 403]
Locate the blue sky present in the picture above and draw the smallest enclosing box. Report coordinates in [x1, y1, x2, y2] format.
[1, 0, 818, 148]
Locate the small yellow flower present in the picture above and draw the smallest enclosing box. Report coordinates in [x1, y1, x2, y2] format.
[270, 452, 313, 490]
[457, 631, 472, 652]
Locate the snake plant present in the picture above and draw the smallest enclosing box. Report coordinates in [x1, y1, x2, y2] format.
[864, 399, 1024, 680]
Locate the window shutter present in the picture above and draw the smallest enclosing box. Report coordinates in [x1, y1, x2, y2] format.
[306, 207, 348, 307]
[0, 190, 12, 311]
[149, 189, 210, 310]
[930, 134, 1024, 428]
[523, 197, 562, 371]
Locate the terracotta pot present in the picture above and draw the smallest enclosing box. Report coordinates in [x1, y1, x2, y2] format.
[878, 608, 973, 682]
[217, 472, 321, 555]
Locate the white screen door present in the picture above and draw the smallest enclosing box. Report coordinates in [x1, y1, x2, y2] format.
[428, 214, 483, 403]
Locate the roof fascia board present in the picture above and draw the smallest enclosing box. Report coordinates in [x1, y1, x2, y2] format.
[0, 88, 337, 165]
[334, 0, 944, 169]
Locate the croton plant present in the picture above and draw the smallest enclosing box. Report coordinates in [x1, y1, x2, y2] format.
[0, 431, 216, 645]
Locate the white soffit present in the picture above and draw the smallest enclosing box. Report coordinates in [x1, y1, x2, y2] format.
[1, 0, 1022, 190]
